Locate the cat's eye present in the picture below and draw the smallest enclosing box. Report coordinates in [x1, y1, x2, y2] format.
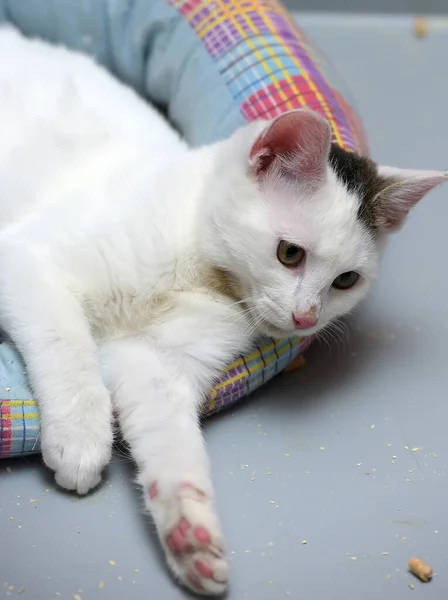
[277, 241, 305, 267]
[332, 271, 360, 290]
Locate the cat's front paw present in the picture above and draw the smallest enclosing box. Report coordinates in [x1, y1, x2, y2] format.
[41, 392, 113, 495]
[151, 482, 228, 596]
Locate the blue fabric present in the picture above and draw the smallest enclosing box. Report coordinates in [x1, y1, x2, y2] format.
[0, 0, 245, 146]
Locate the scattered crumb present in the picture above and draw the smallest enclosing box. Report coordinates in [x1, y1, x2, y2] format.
[8, 586, 14, 591]
[350, 556, 357, 561]
[402, 537, 407, 542]
[117, 576, 123, 581]
[108, 560, 116, 566]
[98, 582, 104, 589]
[370, 424, 375, 430]
[5, 387, 10, 392]
[319, 446, 325, 451]
[17, 588, 26, 595]
[434, 530, 439, 534]
[411, 447, 421, 453]
[9, 517, 13, 521]
[382, 552, 389, 556]
[133, 569, 139, 573]
[268, 542, 275, 547]
[409, 584, 415, 590]
[269, 500, 275, 504]
[408, 557, 433, 582]
[45, 489, 50, 493]
[284, 453, 290, 458]
[414, 17, 429, 38]
[73, 595, 82, 600]
[356, 463, 362, 467]
[250, 477, 255, 482]
[6, 467, 12, 473]
[386, 574, 391, 579]
[29, 499, 37, 503]
[301, 540, 307, 545]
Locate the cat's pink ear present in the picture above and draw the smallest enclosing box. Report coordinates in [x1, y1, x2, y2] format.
[375, 166, 448, 231]
[249, 109, 332, 185]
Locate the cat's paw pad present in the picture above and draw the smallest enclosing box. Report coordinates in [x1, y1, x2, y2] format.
[156, 483, 228, 596]
[42, 402, 113, 495]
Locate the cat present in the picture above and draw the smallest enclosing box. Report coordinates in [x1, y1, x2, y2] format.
[0, 26, 446, 596]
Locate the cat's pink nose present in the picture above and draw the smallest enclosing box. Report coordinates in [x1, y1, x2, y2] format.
[293, 313, 318, 330]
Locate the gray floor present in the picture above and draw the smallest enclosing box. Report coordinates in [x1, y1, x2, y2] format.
[2, 14, 448, 600]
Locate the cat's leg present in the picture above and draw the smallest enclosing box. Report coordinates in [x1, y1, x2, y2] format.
[0, 247, 113, 494]
[102, 336, 231, 596]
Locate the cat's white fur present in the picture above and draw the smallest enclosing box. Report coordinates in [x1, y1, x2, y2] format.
[0, 27, 445, 595]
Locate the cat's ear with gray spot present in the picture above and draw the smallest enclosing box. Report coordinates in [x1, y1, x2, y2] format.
[249, 109, 332, 185]
[375, 166, 448, 231]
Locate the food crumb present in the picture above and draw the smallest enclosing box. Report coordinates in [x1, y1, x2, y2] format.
[5, 387, 10, 392]
[408, 557, 433, 582]
[45, 489, 51, 493]
[284, 453, 290, 458]
[29, 499, 37, 503]
[382, 552, 389, 555]
[9, 517, 13, 521]
[414, 16, 429, 38]
[370, 424, 375, 430]
[386, 574, 391, 579]
[402, 537, 407, 542]
[409, 584, 415, 590]
[98, 582, 104, 589]
[268, 542, 275, 547]
[319, 446, 325, 451]
[108, 560, 116, 566]
[17, 588, 26, 595]
[133, 570, 139, 573]
[250, 477, 255, 481]
[117, 576, 123, 581]
[411, 447, 421, 453]
[350, 556, 357, 561]
[301, 540, 307, 545]
[73, 595, 82, 600]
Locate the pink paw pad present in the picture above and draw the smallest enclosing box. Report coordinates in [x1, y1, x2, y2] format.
[149, 482, 158, 500]
[195, 560, 213, 579]
[194, 526, 211, 544]
[167, 517, 192, 553]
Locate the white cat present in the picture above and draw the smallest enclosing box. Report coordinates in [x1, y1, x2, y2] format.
[0, 27, 445, 595]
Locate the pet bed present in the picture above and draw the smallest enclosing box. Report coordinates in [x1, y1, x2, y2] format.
[0, 0, 367, 457]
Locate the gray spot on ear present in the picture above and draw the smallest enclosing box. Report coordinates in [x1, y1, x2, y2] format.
[328, 144, 394, 231]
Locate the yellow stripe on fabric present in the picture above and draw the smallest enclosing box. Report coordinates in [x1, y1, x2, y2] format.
[255, 1, 344, 147]
[243, 0, 305, 112]
[204, 0, 297, 112]
[222, 337, 301, 373]
[2, 400, 37, 407]
[213, 341, 297, 390]
[2, 413, 40, 420]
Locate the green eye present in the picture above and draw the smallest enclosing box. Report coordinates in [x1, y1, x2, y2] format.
[332, 271, 360, 290]
[277, 241, 305, 267]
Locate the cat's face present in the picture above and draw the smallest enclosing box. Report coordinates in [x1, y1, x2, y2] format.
[206, 110, 447, 339]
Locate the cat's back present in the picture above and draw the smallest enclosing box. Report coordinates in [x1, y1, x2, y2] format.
[0, 27, 183, 228]
[0, 26, 180, 149]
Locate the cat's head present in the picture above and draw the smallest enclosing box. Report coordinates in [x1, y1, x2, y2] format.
[204, 109, 447, 338]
